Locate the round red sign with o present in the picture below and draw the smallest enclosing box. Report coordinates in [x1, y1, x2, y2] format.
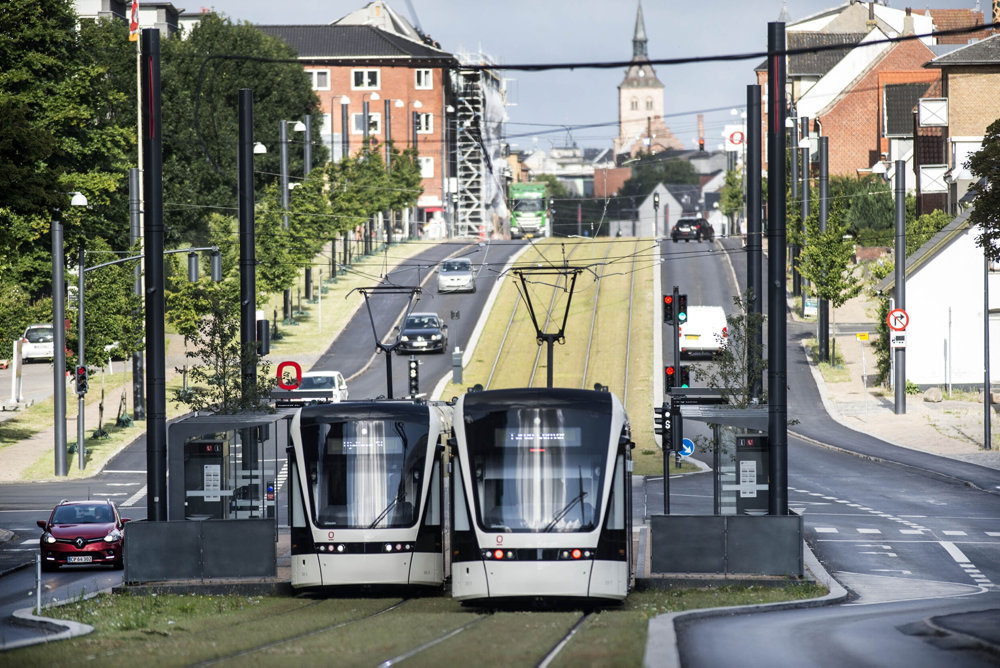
[729, 131, 745, 145]
[276, 361, 302, 389]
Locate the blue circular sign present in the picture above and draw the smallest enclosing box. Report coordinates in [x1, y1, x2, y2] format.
[679, 438, 695, 457]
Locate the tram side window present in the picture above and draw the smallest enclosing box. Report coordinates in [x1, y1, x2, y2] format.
[289, 457, 306, 528]
[424, 460, 441, 526]
[607, 454, 625, 530]
[453, 458, 470, 531]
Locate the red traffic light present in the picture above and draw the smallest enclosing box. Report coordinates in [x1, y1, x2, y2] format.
[663, 295, 673, 304]
[665, 366, 675, 376]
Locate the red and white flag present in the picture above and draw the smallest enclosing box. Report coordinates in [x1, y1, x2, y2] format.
[129, 0, 139, 41]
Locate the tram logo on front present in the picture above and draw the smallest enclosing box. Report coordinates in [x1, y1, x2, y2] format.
[496, 535, 503, 545]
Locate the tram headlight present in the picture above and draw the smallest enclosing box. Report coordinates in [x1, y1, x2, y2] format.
[557, 548, 592, 560]
[385, 543, 393, 552]
[336, 544, 345, 553]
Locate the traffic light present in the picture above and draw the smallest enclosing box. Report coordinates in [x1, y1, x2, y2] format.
[698, 138, 705, 152]
[677, 294, 688, 323]
[679, 365, 691, 388]
[665, 365, 676, 388]
[75, 365, 88, 395]
[408, 356, 419, 396]
[653, 403, 669, 436]
[662, 294, 674, 324]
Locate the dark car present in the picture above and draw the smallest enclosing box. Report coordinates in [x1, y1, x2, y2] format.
[37, 500, 129, 570]
[671, 217, 713, 243]
[396, 312, 448, 353]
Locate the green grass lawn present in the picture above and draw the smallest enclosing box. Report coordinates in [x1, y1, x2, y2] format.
[10, 583, 826, 666]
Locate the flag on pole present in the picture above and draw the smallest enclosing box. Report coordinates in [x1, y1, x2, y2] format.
[129, 0, 139, 41]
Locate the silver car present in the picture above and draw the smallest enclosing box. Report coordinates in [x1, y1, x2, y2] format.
[21, 324, 55, 361]
[436, 258, 476, 293]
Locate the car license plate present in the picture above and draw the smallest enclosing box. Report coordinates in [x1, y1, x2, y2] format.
[68, 555, 92, 563]
[685, 334, 701, 340]
[414, 341, 427, 347]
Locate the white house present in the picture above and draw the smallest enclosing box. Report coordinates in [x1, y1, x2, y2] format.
[875, 206, 1000, 388]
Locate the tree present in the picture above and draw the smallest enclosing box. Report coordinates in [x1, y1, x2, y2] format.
[967, 117, 1000, 261]
[798, 205, 862, 357]
[696, 292, 768, 408]
[719, 169, 743, 220]
[159, 13, 327, 245]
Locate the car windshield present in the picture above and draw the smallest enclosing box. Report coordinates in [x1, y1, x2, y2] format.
[299, 376, 337, 390]
[405, 316, 437, 329]
[25, 326, 53, 343]
[512, 198, 544, 213]
[440, 260, 470, 273]
[52, 504, 113, 524]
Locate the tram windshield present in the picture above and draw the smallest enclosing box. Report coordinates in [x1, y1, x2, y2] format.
[301, 416, 429, 529]
[462, 403, 611, 533]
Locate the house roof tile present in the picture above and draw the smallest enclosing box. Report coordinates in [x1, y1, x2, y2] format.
[257, 25, 453, 61]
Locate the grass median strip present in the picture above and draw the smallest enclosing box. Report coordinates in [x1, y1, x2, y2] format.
[12, 584, 825, 665]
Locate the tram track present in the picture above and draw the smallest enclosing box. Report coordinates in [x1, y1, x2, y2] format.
[188, 598, 409, 667]
[537, 611, 593, 668]
[580, 241, 616, 389]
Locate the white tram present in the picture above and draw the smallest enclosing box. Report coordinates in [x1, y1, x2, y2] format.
[287, 401, 450, 589]
[449, 387, 633, 604]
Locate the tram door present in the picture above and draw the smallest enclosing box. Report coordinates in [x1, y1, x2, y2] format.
[183, 436, 230, 520]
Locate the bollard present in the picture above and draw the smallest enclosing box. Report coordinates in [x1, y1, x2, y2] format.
[452, 346, 463, 384]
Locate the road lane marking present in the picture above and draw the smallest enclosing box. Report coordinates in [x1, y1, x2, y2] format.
[942, 530, 967, 536]
[857, 528, 882, 534]
[123, 485, 146, 508]
[814, 527, 838, 533]
[939, 541, 970, 563]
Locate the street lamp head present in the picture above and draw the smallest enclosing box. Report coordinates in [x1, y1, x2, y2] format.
[70, 192, 88, 207]
[292, 120, 307, 132]
[339, 95, 350, 104]
[394, 99, 404, 108]
[368, 92, 380, 101]
[412, 100, 423, 109]
[253, 142, 267, 154]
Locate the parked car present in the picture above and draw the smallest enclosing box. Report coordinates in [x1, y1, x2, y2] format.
[397, 312, 448, 353]
[20, 324, 54, 361]
[295, 370, 349, 402]
[437, 257, 476, 293]
[671, 218, 713, 243]
[678, 305, 728, 356]
[37, 500, 129, 571]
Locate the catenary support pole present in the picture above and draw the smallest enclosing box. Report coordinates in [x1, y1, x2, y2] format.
[767, 21, 789, 515]
[818, 137, 830, 363]
[129, 168, 145, 419]
[141, 28, 167, 520]
[52, 219, 67, 476]
[894, 160, 906, 415]
[77, 244, 86, 470]
[746, 84, 763, 400]
[238, 89, 258, 398]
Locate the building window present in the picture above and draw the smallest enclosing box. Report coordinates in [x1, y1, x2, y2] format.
[645, 97, 653, 111]
[309, 69, 330, 91]
[351, 69, 379, 90]
[352, 112, 381, 135]
[418, 156, 434, 178]
[416, 112, 433, 134]
[630, 98, 638, 111]
[990, 258, 1000, 273]
[415, 69, 432, 90]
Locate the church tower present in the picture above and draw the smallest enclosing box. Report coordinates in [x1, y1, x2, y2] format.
[615, 2, 681, 156]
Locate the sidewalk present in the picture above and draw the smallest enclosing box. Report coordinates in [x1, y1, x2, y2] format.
[797, 291, 1000, 471]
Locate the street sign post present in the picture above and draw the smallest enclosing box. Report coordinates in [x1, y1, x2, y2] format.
[887, 308, 909, 331]
[679, 438, 694, 458]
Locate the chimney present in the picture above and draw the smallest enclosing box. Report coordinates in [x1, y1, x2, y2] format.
[903, 7, 914, 35]
[866, 0, 878, 31]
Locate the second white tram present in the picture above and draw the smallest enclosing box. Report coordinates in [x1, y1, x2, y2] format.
[450, 387, 633, 604]
[287, 400, 450, 590]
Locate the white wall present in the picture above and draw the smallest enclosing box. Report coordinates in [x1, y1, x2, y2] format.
[899, 225, 997, 386]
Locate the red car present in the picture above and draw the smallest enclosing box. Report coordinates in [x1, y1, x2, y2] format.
[37, 500, 129, 571]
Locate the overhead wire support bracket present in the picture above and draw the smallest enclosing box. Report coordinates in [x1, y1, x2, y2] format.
[350, 285, 423, 399]
[511, 266, 584, 388]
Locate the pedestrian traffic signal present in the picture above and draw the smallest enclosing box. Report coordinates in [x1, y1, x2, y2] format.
[662, 294, 674, 324]
[75, 365, 88, 395]
[679, 365, 691, 388]
[677, 294, 688, 323]
[665, 365, 676, 388]
[408, 356, 419, 396]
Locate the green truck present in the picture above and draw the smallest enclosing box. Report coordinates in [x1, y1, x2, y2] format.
[508, 182, 550, 239]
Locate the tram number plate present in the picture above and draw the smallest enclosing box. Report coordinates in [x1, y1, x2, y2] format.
[68, 555, 93, 563]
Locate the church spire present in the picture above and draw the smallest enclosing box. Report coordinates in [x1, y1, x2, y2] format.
[633, 1, 648, 59]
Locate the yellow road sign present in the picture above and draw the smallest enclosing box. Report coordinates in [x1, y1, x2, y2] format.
[856, 332, 869, 341]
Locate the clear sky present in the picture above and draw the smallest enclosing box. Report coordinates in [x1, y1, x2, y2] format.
[201, 0, 985, 151]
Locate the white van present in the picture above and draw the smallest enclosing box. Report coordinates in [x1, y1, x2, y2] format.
[678, 305, 728, 355]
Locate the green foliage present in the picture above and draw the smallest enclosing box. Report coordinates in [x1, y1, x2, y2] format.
[905, 379, 921, 395]
[172, 281, 275, 413]
[907, 209, 953, 256]
[534, 174, 571, 199]
[696, 291, 767, 407]
[719, 169, 743, 219]
[868, 260, 893, 386]
[967, 117, 1000, 260]
[798, 211, 861, 308]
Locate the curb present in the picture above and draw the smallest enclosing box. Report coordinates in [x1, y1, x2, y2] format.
[642, 541, 848, 668]
[5, 608, 95, 651]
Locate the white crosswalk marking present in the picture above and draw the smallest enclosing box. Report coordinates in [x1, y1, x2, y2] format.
[814, 527, 838, 533]
[857, 528, 881, 534]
